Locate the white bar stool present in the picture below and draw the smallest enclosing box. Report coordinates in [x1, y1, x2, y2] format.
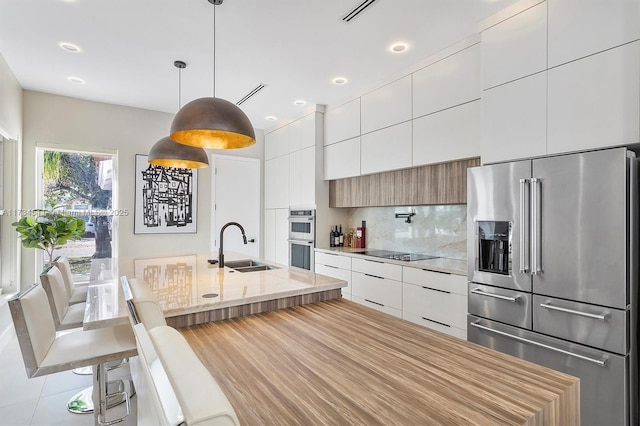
[9, 283, 137, 425]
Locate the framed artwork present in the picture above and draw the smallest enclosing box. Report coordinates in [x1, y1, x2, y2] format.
[134, 154, 198, 234]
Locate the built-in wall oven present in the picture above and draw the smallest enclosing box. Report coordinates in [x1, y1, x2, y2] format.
[288, 209, 315, 271]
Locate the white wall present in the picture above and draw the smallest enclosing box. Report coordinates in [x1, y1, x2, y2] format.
[21, 91, 263, 284]
[0, 52, 21, 140]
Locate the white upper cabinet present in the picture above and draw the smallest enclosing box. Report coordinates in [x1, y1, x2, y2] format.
[361, 121, 412, 175]
[289, 112, 317, 152]
[548, 0, 640, 67]
[361, 76, 412, 134]
[324, 99, 360, 146]
[548, 41, 640, 154]
[413, 100, 480, 166]
[412, 44, 481, 118]
[289, 146, 316, 207]
[324, 137, 361, 180]
[264, 155, 290, 209]
[264, 125, 290, 160]
[481, 72, 547, 164]
[481, 1, 547, 90]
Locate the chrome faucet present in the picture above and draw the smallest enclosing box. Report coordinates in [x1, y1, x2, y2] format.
[218, 222, 248, 267]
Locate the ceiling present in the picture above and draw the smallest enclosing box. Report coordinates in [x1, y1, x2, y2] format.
[0, 0, 519, 131]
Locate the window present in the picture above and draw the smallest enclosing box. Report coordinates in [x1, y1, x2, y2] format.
[37, 147, 116, 282]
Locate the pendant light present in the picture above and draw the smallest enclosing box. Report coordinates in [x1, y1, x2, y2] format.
[148, 61, 209, 168]
[169, 0, 256, 150]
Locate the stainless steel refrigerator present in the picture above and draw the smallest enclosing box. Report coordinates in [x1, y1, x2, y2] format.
[466, 147, 638, 425]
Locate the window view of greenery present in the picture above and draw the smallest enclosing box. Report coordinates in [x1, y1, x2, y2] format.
[43, 150, 113, 280]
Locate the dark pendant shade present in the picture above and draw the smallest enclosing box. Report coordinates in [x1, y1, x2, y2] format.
[148, 136, 209, 168]
[170, 97, 256, 149]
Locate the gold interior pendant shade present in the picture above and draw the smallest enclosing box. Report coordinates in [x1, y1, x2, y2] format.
[148, 136, 209, 168]
[170, 97, 256, 149]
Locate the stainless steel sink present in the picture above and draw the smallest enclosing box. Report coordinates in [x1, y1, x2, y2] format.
[225, 259, 278, 273]
[224, 259, 264, 268]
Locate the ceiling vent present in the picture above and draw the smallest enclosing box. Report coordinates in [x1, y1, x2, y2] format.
[342, 0, 378, 23]
[236, 84, 268, 106]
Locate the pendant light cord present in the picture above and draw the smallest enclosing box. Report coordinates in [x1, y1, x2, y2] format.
[213, 3, 216, 98]
[178, 65, 182, 109]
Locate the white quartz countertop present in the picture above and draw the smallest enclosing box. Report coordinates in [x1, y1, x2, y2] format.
[85, 253, 346, 328]
[315, 247, 467, 276]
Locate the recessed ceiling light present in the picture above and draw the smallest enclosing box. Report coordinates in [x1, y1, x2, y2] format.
[59, 42, 81, 53]
[293, 100, 306, 106]
[390, 43, 409, 53]
[68, 76, 85, 84]
[265, 116, 277, 121]
[332, 77, 348, 85]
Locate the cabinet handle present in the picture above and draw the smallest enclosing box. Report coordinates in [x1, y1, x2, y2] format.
[470, 321, 607, 367]
[364, 258, 385, 264]
[323, 265, 339, 270]
[421, 269, 450, 275]
[364, 273, 384, 280]
[471, 288, 519, 303]
[540, 302, 609, 321]
[421, 317, 450, 327]
[421, 286, 450, 294]
[364, 299, 384, 307]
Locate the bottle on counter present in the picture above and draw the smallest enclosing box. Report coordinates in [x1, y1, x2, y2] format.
[356, 221, 366, 248]
[334, 225, 340, 247]
[339, 225, 344, 247]
[330, 226, 335, 247]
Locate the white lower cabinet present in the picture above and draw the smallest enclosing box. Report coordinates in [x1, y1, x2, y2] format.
[265, 208, 289, 265]
[314, 252, 468, 336]
[315, 252, 352, 299]
[402, 267, 468, 340]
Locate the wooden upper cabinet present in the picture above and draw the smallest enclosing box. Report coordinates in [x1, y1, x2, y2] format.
[548, 0, 640, 68]
[329, 158, 480, 208]
[412, 43, 481, 118]
[481, 1, 547, 90]
[360, 76, 412, 134]
[324, 99, 360, 146]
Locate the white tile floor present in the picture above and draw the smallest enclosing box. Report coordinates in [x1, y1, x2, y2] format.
[0, 330, 137, 426]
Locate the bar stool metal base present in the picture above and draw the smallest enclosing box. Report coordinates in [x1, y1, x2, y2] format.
[67, 379, 135, 414]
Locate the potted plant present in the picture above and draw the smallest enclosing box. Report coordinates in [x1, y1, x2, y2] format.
[12, 205, 86, 265]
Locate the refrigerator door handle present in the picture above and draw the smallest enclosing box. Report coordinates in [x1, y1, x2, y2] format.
[471, 288, 520, 303]
[530, 178, 542, 275]
[470, 321, 608, 366]
[540, 302, 610, 321]
[519, 178, 530, 273]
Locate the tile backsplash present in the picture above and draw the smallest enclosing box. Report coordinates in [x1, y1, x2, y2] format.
[344, 205, 467, 260]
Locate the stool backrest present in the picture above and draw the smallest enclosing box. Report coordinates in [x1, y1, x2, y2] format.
[8, 284, 56, 378]
[39, 265, 70, 329]
[52, 256, 74, 294]
[120, 275, 167, 330]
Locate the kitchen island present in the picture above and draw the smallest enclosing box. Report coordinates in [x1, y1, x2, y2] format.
[181, 299, 580, 425]
[103, 253, 346, 328]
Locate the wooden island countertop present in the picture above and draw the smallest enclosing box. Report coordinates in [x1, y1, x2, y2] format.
[180, 299, 579, 425]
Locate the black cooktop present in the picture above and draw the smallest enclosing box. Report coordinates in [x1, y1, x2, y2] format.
[360, 250, 439, 262]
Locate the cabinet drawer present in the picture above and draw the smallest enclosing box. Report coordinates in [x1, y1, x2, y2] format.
[314, 263, 351, 296]
[533, 295, 628, 355]
[352, 257, 402, 281]
[403, 283, 467, 330]
[352, 295, 402, 318]
[315, 252, 352, 270]
[403, 267, 467, 295]
[468, 283, 532, 329]
[403, 311, 467, 340]
[351, 271, 402, 310]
